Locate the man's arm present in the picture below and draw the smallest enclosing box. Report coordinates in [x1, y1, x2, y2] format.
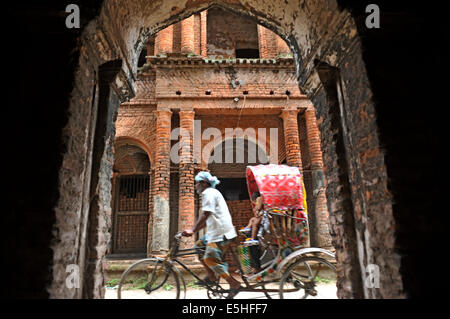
[182, 211, 211, 236]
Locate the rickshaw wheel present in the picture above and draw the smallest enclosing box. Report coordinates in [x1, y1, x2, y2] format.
[279, 256, 336, 299]
[206, 278, 225, 299]
[117, 258, 180, 299]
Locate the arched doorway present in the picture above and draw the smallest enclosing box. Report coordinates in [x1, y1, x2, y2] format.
[208, 138, 268, 227]
[111, 144, 151, 256]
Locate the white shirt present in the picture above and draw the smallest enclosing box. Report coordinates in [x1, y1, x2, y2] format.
[201, 187, 237, 243]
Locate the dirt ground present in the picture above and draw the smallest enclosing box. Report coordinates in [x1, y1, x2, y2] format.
[104, 281, 337, 299]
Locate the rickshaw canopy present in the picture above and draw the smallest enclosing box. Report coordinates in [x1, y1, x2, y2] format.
[246, 164, 305, 211]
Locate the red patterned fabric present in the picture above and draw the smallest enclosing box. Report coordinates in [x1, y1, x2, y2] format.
[246, 164, 304, 211]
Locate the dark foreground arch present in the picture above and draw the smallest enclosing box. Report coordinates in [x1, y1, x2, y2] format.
[4, 0, 445, 299]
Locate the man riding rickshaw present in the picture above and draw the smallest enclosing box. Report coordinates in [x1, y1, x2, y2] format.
[118, 164, 336, 299]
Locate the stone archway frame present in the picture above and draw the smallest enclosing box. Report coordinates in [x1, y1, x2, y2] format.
[85, 0, 356, 97]
[50, 0, 401, 299]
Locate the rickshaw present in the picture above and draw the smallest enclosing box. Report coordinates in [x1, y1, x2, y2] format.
[117, 164, 336, 299]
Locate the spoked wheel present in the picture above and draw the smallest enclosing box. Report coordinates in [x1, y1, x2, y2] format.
[279, 256, 337, 299]
[206, 278, 225, 299]
[117, 258, 180, 299]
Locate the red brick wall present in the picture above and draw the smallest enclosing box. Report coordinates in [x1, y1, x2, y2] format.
[178, 110, 196, 249]
[154, 110, 172, 197]
[280, 109, 302, 168]
[206, 7, 259, 58]
[155, 25, 173, 54]
[227, 199, 253, 230]
[153, 62, 302, 99]
[115, 106, 156, 164]
[258, 25, 279, 59]
[113, 145, 150, 174]
[200, 10, 207, 57]
[276, 36, 290, 56]
[181, 16, 195, 53]
[172, 22, 182, 53]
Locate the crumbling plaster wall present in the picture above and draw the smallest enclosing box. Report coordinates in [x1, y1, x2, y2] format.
[206, 7, 259, 58]
[50, 0, 403, 299]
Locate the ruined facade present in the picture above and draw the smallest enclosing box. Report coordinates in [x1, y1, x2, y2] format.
[5, 0, 443, 300]
[110, 8, 332, 258]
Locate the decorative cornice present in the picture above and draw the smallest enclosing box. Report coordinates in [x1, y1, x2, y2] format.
[139, 56, 295, 73]
[155, 95, 307, 100]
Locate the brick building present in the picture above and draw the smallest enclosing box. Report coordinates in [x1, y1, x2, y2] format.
[109, 8, 332, 257]
[6, 0, 444, 300]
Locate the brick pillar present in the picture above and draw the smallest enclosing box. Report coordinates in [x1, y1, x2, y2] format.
[152, 109, 172, 253]
[147, 168, 155, 256]
[280, 109, 302, 169]
[258, 25, 278, 58]
[155, 25, 173, 55]
[305, 107, 332, 248]
[178, 110, 195, 250]
[276, 35, 290, 56]
[194, 13, 202, 55]
[200, 10, 207, 57]
[181, 16, 195, 54]
[257, 25, 268, 59]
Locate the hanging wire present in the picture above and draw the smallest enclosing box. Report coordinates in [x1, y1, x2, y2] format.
[236, 94, 246, 128]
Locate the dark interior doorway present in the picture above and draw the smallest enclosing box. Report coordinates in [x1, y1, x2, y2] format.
[112, 174, 150, 254]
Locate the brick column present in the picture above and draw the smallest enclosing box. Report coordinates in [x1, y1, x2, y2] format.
[194, 13, 202, 55]
[257, 25, 268, 58]
[152, 109, 172, 253]
[181, 16, 195, 54]
[305, 107, 332, 248]
[200, 10, 207, 57]
[258, 25, 278, 58]
[155, 25, 173, 55]
[147, 168, 155, 256]
[178, 110, 195, 250]
[280, 109, 302, 169]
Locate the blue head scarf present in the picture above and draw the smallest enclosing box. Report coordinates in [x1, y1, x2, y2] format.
[195, 171, 220, 188]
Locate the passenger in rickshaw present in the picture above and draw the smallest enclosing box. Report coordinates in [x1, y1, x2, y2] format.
[239, 192, 264, 245]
